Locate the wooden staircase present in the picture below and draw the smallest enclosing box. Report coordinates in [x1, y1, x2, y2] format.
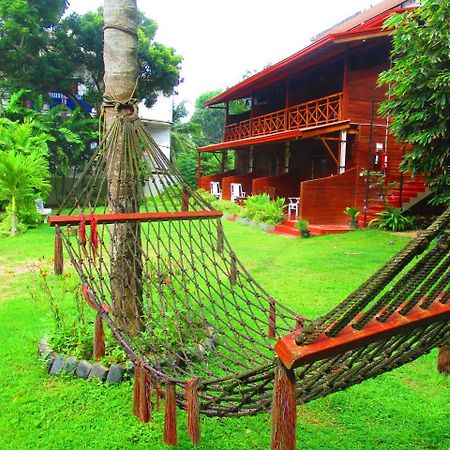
[359, 175, 429, 227]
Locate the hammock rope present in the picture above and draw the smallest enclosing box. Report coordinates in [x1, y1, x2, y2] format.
[50, 104, 449, 442]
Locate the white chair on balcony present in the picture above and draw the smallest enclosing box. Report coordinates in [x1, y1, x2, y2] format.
[230, 183, 246, 203]
[287, 197, 300, 220]
[210, 181, 222, 199]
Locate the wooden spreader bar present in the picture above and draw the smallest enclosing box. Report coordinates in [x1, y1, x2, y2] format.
[49, 210, 223, 227]
[275, 298, 450, 370]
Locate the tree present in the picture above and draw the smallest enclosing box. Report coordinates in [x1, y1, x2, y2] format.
[0, 2, 182, 114]
[378, 0, 450, 204]
[1, 90, 98, 177]
[0, 1, 76, 96]
[104, 0, 143, 335]
[0, 115, 51, 236]
[0, 150, 50, 236]
[171, 101, 202, 155]
[190, 90, 225, 146]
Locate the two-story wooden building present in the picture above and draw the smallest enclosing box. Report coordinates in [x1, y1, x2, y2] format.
[198, 0, 428, 229]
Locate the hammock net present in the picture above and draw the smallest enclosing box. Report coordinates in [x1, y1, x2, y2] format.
[51, 102, 449, 419]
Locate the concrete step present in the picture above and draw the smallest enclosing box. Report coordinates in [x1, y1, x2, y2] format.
[272, 224, 301, 237]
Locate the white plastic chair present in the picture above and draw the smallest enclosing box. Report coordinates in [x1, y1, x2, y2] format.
[210, 181, 222, 199]
[35, 198, 52, 221]
[230, 183, 246, 203]
[287, 197, 300, 220]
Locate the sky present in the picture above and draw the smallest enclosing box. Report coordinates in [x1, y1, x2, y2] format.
[67, 0, 377, 114]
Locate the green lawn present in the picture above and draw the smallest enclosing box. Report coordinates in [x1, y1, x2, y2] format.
[0, 221, 448, 449]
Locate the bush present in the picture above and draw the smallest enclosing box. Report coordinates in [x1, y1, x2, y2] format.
[369, 208, 414, 232]
[239, 194, 285, 225]
[211, 199, 241, 214]
[195, 189, 241, 214]
[196, 188, 217, 203]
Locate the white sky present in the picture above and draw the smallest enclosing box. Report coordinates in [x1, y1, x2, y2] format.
[67, 0, 377, 113]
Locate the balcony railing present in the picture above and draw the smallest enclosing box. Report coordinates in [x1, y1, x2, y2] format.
[225, 92, 343, 142]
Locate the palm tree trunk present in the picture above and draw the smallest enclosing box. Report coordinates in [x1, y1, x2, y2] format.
[11, 194, 17, 237]
[103, 0, 143, 335]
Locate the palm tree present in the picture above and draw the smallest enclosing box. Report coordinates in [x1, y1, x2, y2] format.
[170, 100, 203, 160]
[0, 150, 50, 236]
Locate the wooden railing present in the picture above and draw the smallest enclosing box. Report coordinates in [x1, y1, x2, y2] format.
[225, 92, 343, 142]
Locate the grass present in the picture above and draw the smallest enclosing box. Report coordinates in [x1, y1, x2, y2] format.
[0, 221, 448, 449]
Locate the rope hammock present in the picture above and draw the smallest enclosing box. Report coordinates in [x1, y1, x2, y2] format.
[49, 102, 449, 447]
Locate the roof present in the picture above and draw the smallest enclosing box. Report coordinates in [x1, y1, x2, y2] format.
[206, 1, 416, 106]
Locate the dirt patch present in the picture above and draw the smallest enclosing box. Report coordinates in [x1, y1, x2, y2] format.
[393, 230, 419, 238]
[0, 261, 42, 302]
[299, 405, 339, 427]
[0, 262, 38, 276]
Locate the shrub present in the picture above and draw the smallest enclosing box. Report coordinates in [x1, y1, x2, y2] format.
[239, 194, 285, 225]
[210, 199, 241, 214]
[369, 208, 414, 232]
[196, 188, 216, 203]
[344, 206, 360, 220]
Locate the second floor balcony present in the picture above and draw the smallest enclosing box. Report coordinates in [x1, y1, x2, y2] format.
[224, 92, 343, 142]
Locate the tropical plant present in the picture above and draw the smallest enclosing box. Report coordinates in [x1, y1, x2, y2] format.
[1, 90, 98, 177]
[211, 199, 242, 215]
[0, 150, 51, 236]
[0, 118, 54, 156]
[344, 207, 360, 220]
[295, 219, 309, 231]
[378, 0, 450, 204]
[369, 208, 414, 232]
[239, 194, 285, 225]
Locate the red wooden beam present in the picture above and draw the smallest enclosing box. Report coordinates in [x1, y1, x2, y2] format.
[49, 210, 223, 227]
[275, 299, 450, 370]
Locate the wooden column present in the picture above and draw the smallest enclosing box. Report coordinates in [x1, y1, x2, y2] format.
[270, 359, 297, 450]
[197, 150, 201, 187]
[339, 130, 347, 174]
[54, 227, 64, 275]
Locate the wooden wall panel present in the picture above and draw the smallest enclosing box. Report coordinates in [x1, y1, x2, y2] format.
[199, 170, 236, 192]
[252, 171, 302, 199]
[221, 171, 265, 200]
[300, 168, 360, 225]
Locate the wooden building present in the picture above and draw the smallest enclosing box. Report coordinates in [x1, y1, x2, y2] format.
[197, 0, 428, 229]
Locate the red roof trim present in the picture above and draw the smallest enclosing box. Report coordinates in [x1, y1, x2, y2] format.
[206, 7, 414, 106]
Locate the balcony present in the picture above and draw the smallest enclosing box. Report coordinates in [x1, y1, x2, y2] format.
[225, 92, 343, 142]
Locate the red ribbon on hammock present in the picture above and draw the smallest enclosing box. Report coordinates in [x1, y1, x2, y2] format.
[82, 282, 96, 310]
[79, 214, 86, 248]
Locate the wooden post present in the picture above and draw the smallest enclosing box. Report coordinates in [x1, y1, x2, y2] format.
[54, 228, 64, 275]
[339, 130, 347, 174]
[197, 150, 201, 187]
[270, 360, 297, 450]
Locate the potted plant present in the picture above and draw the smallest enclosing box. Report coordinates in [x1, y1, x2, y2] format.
[295, 219, 310, 238]
[344, 207, 360, 230]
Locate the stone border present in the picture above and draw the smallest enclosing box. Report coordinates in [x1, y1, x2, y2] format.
[38, 336, 129, 383]
[234, 216, 276, 232]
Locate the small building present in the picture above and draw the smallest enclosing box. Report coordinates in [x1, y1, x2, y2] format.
[198, 0, 427, 227]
